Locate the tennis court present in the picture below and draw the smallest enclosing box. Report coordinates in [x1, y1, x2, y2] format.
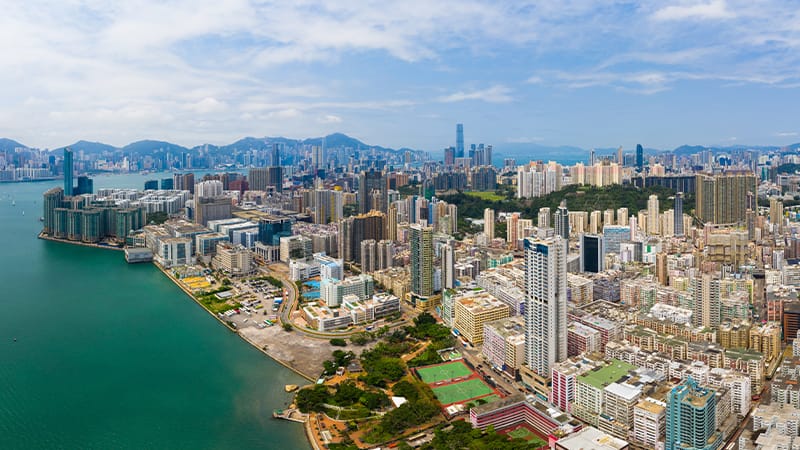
[416, 361, 472, 384]
[431, 378, 493, 405]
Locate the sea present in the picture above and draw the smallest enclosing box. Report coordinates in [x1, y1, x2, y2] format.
[0, 173, 309, 450]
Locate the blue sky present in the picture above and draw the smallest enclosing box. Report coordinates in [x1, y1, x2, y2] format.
[1, 0, 799, 151]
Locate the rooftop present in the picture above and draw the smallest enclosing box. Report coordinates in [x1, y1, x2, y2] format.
[578, 359, 636, 390]
[555, 426, 629, 450]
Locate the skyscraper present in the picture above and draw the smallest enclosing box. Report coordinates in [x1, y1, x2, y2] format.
[456, 123, 464, 158]
[483, 208, 495, 240]
[636, 144, 644, 172]
[63, 148, 73, 196]
[617, 146, 623, 166]
[359, 169, 387, 214]
[674, 193, 684, 236]
[524, 236, 568, 379]
[647, 194, 660, 235]
[695, 172, 757, 224]
[538, 207, 551, 228]
[666, 377, 721, 450]
[410, 223, 434, 298]
[442, 240, 455, 290]
[554, 200, 569, 240]
[580, 234, 603, 273]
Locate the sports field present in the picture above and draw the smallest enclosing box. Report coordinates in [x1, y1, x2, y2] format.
[416, 361, 472, 384]
[431, 378, 493, 405]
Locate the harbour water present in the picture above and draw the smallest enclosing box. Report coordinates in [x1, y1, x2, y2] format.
[0, 174, 309, 450]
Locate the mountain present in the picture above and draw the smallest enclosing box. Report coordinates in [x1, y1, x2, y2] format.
[122, 140, 188, 154]
[53, 140, 118, 154]
[0, 138, 27, 151]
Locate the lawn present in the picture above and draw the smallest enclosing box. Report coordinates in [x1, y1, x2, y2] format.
[416, 361, 473, 384]
[465, 191, 505, 201]
[431, 378, 494, 405]
[504, 425, 547, 447]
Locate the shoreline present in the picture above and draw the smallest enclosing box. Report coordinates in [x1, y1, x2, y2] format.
[152, 262, 317, 383]
[41, 233, 328, 450]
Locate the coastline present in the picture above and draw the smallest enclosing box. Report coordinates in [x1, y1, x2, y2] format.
[152, 262, 317, 382]
[40, 233, 327, 450]
[38, 232, 124, 251]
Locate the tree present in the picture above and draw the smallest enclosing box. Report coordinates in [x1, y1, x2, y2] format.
[333, 381, 364, 406]
[361, 391, 391, 410]
[330, 338, 347, 347]
[295, 384, 330, 413]
[282, 323, 293, 332]
[414, 312, 437, 327]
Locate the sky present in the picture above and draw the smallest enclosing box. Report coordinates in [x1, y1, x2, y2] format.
[1, 0, 799, 151]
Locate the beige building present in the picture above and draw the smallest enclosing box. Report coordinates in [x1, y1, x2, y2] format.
[212, 243, 253, 275]
[453, 293, 509, 345]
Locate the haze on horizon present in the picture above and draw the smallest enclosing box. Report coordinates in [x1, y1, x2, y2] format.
[1, 1, 799, 151]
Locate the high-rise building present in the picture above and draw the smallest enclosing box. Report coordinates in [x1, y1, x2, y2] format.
[647, 194, 660, 235]
[43, 187, 64, 235]
[456, 123, 464, 158]
[144, 180, 159, 190]
[580, 234, 604, 273]
[195, 180, 223, 198]
[195, 197, 232, 226]
[665, 377, 721, 450]
[695, 172, 757, 224]
[554, 201, 570, 240]
[63, 148, 73, 196]
[484, 208, 495, 240]
[692, 274, 721, 328]
[339, 211, 386, 263]
[359, 169, 387, 214]
[173, 172, 195, 193]
[674, 193, 684, 236]
[538, 207, 551, 228]
[636, 144, 644, 172]
[248, 167, 282, 193]
[524, 236, 568, 378]
[410, 223, 434, 298]
[387, 203, 398, 241]
[442, 240, 455, 289]
[74, 175, 93, 195]
[617, 146, 623, 166]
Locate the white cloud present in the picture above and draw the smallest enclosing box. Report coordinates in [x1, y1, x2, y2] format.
[438, 85, 513, 103]
[319, 115, 343, 124]
[188, 97, 228, 114]
[652, 0, 735, 21]
[777, 132, 798, 137]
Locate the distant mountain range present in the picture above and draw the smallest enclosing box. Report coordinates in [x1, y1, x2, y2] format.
[3, 132, 420, 155]
[2, 133, 799, 156]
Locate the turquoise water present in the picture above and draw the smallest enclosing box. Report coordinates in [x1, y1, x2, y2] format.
[0, 174, 309, 450]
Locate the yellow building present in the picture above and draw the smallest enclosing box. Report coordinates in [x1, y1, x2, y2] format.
[453, 293, 509, 345]
[749, 322, 782, 364]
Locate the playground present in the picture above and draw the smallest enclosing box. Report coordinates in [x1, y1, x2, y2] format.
[430, 378, 494, 406]
[415, 361, 472, 384]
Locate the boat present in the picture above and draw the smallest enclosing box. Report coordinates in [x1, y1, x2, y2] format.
[11, 200, 15, 206]
[39, 217, 44, 222]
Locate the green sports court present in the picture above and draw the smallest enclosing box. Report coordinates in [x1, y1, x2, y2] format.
[430, 378, 494, 405]
[415, 361, 473, 384]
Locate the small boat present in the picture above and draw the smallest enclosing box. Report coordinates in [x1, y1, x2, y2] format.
[39, 217, 44, 222]
[11, 200, 15, 206]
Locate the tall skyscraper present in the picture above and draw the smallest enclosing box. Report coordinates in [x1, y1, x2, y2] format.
[456, 123, 464, 158]
[359, 169, 387, 214]
[63, 148, 73, 196]
[580, 234, 603, 273]
[271, 143, 281, 167]
[692, 274, 721, 328]
[674, 193, 684, 236]
[442, 240, 455, 290]
[410, 223, 434, 297]
[617, 146, 623, 166]
[695, 173, 757, 224]
[647, 194, 660, 235]
[524, 236, 568, 378]
[483, 208, 495, 240]
[666, 377, 721, 450]
[636, 144, 644, 172]
[554, 200, 569, 240]
[43, 187, 64, 235]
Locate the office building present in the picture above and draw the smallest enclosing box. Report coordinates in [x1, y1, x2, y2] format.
[338, 211, 386, 263]
[194, 197, 232, 227]
[647, 194, 660, 235]
[456, 123, 464, 158]
[674, 193, 684, 236]
[173, 172, 195, 193]
[555, 201, 569, 240]
[636, 144, 643, 172]
[580, 234, 604, 273]
[358, 169, 387, 214]
[665, 377, 721, 450]
[442, 241, 456, 289]
[524, 236, 568, 381]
